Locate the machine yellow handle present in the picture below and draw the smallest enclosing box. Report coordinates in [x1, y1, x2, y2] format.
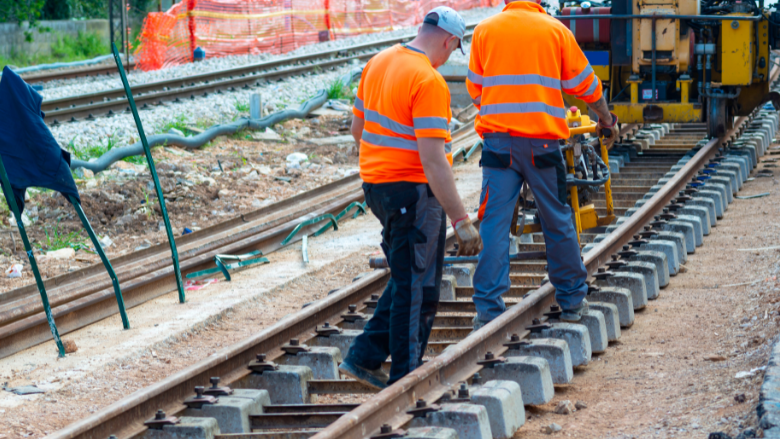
[568, 120, 598, 136]
[565, 106, 598, 136]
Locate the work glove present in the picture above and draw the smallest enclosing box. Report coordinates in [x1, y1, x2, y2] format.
[454, 217, 483, 256]
[598, 112, 619, 149]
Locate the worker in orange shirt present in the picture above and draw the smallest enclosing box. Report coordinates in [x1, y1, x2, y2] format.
[338, 7, 482, 390]
[467, 0, 618, 328]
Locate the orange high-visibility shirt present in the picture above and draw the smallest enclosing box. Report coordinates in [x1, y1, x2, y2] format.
[466, 1, 602, 140]
[354, 44, 453, 184]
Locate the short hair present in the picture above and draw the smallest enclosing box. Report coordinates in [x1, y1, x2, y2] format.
[420, 20, 453, 39]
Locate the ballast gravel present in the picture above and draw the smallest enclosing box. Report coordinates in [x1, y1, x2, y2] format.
[45, 5, 499, 160]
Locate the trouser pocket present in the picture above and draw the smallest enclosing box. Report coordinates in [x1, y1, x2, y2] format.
[530, 139, 567, 205]
[409, 227, 428, 273]
[481, 136, 512, 169]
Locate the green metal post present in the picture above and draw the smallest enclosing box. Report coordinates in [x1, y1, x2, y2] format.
[0, 155, 66, 357]
[68, 195, 130, 329]
[111, 43, 186, 303]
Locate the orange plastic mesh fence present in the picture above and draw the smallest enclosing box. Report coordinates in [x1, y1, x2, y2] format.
[135, 0, 500, 71]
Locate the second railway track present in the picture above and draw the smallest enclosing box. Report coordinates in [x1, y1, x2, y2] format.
[37, 29, 476, 126]
[39, 76, 780, 439]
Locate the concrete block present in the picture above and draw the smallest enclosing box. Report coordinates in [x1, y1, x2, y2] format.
[478, 356, 554, 405]
[405, 427, 460, 439]
[277, 346, 342, 380]
[309, 329, 361, 359]
[470, 380, 525, 438]
[678, 206, 710, 236]
[594, 271, 648, 310]
[505, 338, 573, 384]
[615, 261, 659, 300]
[443, 264, 475, 287]
[588, 286, 635, 327]
[409, 403, 492, 439]
[658, 221, 696, 254]
[529, 322, 591, 366]
[653, 231, 688, 262]
[579, 309, 609, 354]
[631, 250, 669, 288]
[707, 175, 735, 197]
[183, 389, 269, 433]
[143, 417, 220, 439]
[696, 190, 724, 218]
[589, 302, 621, 341]
[703, 180, 733, 205]
[642, 240, 680, 276]
[439, 274, 457, 301]
[236, 365, 313, 404]
[688, 197, 717, 227]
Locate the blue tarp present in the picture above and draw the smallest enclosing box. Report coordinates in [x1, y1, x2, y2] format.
[0, 66, 79, 212]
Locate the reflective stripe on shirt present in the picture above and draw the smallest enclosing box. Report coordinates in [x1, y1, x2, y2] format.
[413, 116, 449, 131]
[362, 131, 418, 151]
[479, 102, 566, 119]
[468, 69, 483, 85]
[364, 109, 415, 137]
[561, 64, 594, 90]
[483, 74, 560, 90]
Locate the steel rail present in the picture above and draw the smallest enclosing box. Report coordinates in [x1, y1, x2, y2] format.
[39, 130, 483, 439]
[0, 127, 480, 359]
[40, 29, 475, 125]
[18, 61, 136, 83]
[311, 64, 780, 439]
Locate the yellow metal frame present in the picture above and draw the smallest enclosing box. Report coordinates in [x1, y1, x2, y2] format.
[611, 102, 703, 123]
[522, 108, 615, 242]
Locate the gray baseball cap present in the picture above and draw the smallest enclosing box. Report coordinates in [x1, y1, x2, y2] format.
[423, 6, 466, 54]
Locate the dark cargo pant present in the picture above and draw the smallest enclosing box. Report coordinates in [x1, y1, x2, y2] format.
[344, 182, 446, 385]
[473, 133, 588, 322]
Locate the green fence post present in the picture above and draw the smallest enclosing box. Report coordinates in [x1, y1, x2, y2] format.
[111, 43, 186, 303]
[0, 155, 66, 357]
[69, 195, 130, 329]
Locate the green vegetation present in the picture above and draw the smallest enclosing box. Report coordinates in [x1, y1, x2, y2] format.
[35, 221, 87, 252]
[0, 30, 108, 70]
[326, 78, 356, 101]
[161, 115, 189, 134]
[71, 134, 146, 166]
[234, 99, 250, 113]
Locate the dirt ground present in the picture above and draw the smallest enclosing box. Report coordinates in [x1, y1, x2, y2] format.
[520, 153, 780, 438]
[0, 151, 484, 439]
[0, 113, 359, 293]
[1, 138, 778, 439]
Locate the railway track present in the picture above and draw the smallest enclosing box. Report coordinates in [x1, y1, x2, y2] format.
[0, 123, 482, 360]
[38, 85, 780, 439]
[17, 61, 137, 84]
[37, 28, 477, 126]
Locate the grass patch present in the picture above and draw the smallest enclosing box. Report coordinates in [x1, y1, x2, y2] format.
[161, 115, 189, 134]
[326, 78, 355, 101]
[71, 134, 146, 166]
[35, 221, 88, 252]
[234, 99, 250, 113]
[0, 31, 108, 70]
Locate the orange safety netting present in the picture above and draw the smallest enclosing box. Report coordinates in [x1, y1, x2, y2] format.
[135, 0, 500, 71]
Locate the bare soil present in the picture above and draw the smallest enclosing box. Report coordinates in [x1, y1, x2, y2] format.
[0, 114, 358, 293]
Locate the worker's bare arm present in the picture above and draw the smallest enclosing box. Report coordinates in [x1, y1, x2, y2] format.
[586, 95, 613, 126]
[351, 115, 365, 145]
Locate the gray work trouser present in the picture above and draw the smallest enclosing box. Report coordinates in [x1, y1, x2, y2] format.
[473, 133, 587, 322]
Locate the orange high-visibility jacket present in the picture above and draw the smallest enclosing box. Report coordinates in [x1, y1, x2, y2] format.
[467, 1, 602, 140]
[354, 44, 453, 184]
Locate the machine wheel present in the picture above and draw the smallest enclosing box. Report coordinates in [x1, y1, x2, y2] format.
[707, 97, 727, 138]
